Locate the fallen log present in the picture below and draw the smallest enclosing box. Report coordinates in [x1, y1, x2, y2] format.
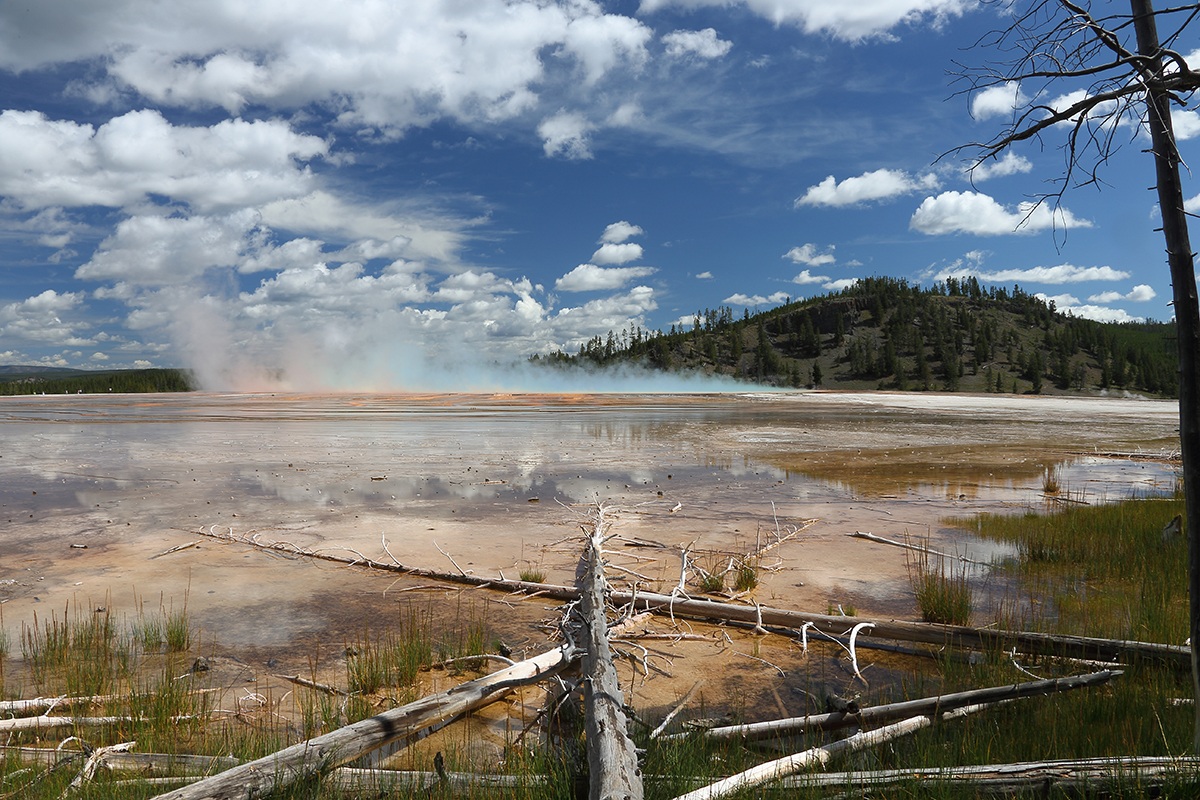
[848, 530, 985, 564]
[0, 745, 239, 774]
[147, 644, 577, 800]
[608, 590, 1189, 669]
[777, 756, 1200, 794]
[671, 713, 940, 800]
[576, 505, 644, 800]
[664, 669, 1120, 741]
[189, 528, 1188, 667]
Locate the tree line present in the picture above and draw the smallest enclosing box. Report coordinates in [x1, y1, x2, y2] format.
[0, 368, 195, 396]
[532, 276, 1179, 398]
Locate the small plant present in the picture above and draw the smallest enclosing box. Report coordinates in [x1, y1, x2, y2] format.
[1042, 467, 1061, 494]
[908, 549, 973, 626]
[733, 560, 758, 592]
[519, 567, 547, 583]
[698, 572, 725, 593]
[165, 608, 191, 652]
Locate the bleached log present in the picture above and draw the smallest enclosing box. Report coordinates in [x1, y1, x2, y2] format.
[0, 746, 239, 774]
[607, 590, 1188, 669]
[671, 714, 935, 800]
[665, 669, 1120, 741]
[191, 528, 1188, 667]
[847, 530, 984, 564]
[0, 715, 138, 734]
[777, 756, 1200, 794]
[147, 644, 577, 800]
[577, 505, 644, 800]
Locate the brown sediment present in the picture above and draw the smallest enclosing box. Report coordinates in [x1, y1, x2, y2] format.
[0, 390, 1181, 747]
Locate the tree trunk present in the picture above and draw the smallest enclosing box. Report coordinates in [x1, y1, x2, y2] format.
[1130, 0, 1200, 752]
[578, 507, 644, 800]
[147, 644, 576, 800]
[610, 589, 1188, 667]
[664, 669, 1119, 741]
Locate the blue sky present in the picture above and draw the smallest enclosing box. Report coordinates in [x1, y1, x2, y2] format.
[0, 1, 1195, 390]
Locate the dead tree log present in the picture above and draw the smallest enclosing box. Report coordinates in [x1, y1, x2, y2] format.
[609, 590, 1188, 668]
[190, 528, 1187, 667]
[664, 669, 1120, 741]
[147, 644, 577, 800]
[577, 505, 644, 800]
[778, 755, 1200, 794]
[671, 714, 938, 800]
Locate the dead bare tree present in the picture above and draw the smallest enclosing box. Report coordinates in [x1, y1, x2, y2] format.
[953, 0, 1200, 748]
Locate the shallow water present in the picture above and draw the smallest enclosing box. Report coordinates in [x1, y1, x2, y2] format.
[0, 390, 1180, 651]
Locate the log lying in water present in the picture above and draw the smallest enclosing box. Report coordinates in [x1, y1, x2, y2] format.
[189, 528, 1188, 667]
[663, 669, 1121, 741]
[146, 644, 577, 800]
[607, 590, 1188, 668]
[576, 506, 644, 800]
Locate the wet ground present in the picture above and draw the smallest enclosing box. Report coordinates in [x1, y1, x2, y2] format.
[0, 390, 1181, 742]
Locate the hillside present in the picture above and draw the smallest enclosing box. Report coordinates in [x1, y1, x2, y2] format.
[0, 367, 195, 396]
[532, 276, 1180, 398]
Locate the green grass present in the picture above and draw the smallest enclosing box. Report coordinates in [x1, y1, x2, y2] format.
[5, 493, 1200, 798]
[908, 549, 974, 626]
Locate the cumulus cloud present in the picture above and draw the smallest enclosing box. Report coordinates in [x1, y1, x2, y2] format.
[970, 81, 1026, 119]
[1088, 284, 1156, 303]
[695, 271, 713, 279]
[662, 28, 732, 59]
[0, 289, 91, 346]
[723, 291, 791, 306]
[910, 191, 1092, 235]
[590, 242, 644, 265]
[555, 263, 656, 291]
[600, 221, 644, 243]
[0, 109, 325, 212]
[940, 263, 1130, 284]
[639, 0, 972, 42]
[0, 1, 652, 134]
[796, 168, 939, 207]
[968, 151, 1033, 181]
[539, 110, 594, 159]
[784, 243, 836, 266]
[791, 269, 830, 285]
[1035, 293, 1143, 323]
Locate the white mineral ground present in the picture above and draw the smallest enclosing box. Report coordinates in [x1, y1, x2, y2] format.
[0, 390, 1182, 765]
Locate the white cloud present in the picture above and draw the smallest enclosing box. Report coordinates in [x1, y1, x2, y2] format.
[940, 263, 1130, 284]
[600, 221, 644, 243]
[0, 289, 91, 346]
[1088, 284, 1156, 303]
[1035, 294, 1143, 323]
[791, 269, 830, 285]
[0, 1, 652, 135]
[555, 263, 656, 292]
[796, 168, 939, 207]
[539, 110, 594, 160]
[970, 81, 1025, 119]
[723, 291, 790, 306]
[638, 0, 971, 42]
[910, 191, 1092, 235]
[1173, 110, 1200, 141]
[784, 243, 836, 266]
[824, 278, 859, 291]
[662, 28, 732, 59]
[968, 151, 1033, 181]
[590, 242, 644, 265]
[695, 271, 713, 279]
[0, 109, 326, 212]
[75, 210, 263, 285]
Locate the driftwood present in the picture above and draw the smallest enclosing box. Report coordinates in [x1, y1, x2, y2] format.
[0, 745, 240, 774]
[607, 590, 1189, 669]
[665, 669, 1120, 741]
[778, 756, 1200, 794]
[848, 530, 985, 564]
[0, 715, 145, 734]
[147, 644, 577, 800]
[672, 713, 944, 800]
[187, 528, 1188, 667]
[577, 506, 644, 800]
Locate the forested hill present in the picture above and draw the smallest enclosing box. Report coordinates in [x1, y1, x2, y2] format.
[0, 367, 194, 396]
[532, 276, 1180, 398]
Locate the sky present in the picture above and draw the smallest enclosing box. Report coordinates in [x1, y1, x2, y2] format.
[0, 0, 1196, 391]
